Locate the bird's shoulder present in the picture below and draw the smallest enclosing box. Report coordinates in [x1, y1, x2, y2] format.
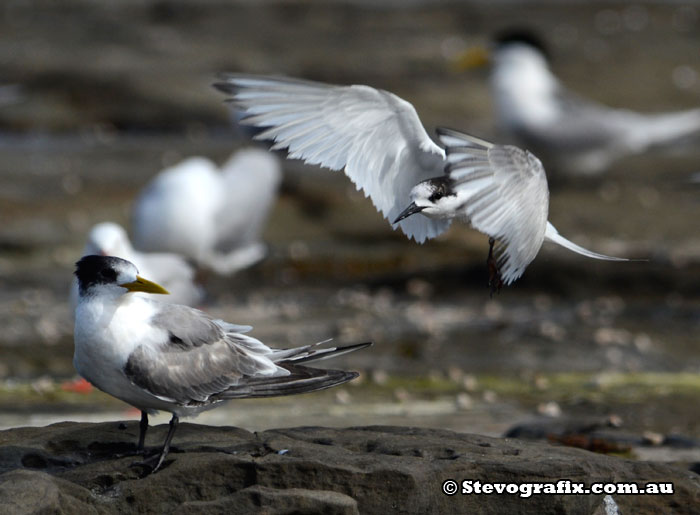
[149, 304, 225, 349]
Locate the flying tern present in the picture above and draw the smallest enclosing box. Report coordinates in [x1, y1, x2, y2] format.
[73, 255, 369, 473]
[214, 73, 628, 289]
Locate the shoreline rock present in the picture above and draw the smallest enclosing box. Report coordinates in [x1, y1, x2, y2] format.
[1, 422, 698, 514]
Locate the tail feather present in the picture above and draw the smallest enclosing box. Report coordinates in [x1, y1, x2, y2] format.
[216, 364, 359, 399]
[630, 108, 700, 150]
[544, 222, 629, 261]
[271, 341, 372, 364]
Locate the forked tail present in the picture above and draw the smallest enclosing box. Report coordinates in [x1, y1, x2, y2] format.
[544, 222, 629, 261]
[218, 341, 372, 399]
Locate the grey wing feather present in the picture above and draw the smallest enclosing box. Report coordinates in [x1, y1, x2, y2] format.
[127, 305, 282, 404]
[437, 128, 549, 284]
[124, 331, 281, 406]
[531, 88, 632, 158]
[150, 304, 226, 348]
[215, 364, 358, 399]
[213, 341, 370, 399]
[125, 305, 369, 406]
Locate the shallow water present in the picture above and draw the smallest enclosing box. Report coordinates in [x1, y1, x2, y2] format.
[0, 1, 699, 446]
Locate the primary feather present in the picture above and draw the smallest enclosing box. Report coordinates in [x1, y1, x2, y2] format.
[217, 74, 450, 243]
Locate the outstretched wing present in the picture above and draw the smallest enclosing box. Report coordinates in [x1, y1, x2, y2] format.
[214, 74, 450, 243]
[437, 128, 550, 284]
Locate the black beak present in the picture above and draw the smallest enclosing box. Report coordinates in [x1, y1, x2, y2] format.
[393, 202, 425, 224]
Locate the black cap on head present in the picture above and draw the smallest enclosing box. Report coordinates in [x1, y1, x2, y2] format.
[494, 28, 549, 59]
[74, 255, 131, 294]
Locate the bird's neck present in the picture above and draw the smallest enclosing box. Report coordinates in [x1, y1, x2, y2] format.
[492, 47, 560, 127]
[74, 293, 156, 380]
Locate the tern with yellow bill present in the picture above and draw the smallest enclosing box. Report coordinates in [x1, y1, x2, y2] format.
[73, 255, 370, 473]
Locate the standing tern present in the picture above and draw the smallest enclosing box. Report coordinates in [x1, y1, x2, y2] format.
[73, 255, 369, 473]
[70, 222, 203, 309]
[490, 30, 700, 175]
[214, 74, 628, 290]
[132, 149, 281, 275]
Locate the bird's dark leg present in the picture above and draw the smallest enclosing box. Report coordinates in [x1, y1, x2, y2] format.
[487, 237, 503, 297]
[137, 411, 148, 453]
[151, 414, 179, 473]
[130, 414, 179, 474]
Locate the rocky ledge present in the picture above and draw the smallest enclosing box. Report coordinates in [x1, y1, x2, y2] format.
[0, 422, 698, 514]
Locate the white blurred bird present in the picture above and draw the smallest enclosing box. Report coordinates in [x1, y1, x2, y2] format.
[132, 149, 282, 275]
[490, 30, 700, 175]
[70, 222, 203, 308]
[214, 74, 628, 290]
[73, 255, 369, 472]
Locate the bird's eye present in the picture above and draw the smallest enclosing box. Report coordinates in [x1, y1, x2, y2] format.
[100, 268, 117, 281]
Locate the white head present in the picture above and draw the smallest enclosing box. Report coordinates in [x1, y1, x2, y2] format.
[394, 178, 460, 223]
[221, 148, 282, 189]
[491, 31, 559, 126]
[84, 222, 133, 258]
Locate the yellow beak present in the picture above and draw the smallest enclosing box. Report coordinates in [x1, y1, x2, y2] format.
[452, 45, 491, 72]
[119, 275, 170, 295]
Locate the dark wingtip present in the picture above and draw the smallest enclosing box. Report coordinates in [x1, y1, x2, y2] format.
[212, 72, 245, 94]
[212, 80, 234, 94]
[435, 127, 456, 137]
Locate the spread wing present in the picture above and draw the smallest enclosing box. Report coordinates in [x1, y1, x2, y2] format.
[123, 304, 364, 406]
[214, 73, 450, 243]
[436, 128, 550, 284]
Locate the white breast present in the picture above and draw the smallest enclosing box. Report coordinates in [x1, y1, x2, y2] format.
[492, 45, 560, 128]
[73, 293, 166, 407]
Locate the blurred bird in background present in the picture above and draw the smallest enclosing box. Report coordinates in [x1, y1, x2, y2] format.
[132, 148, 282, 275]
[482, 29, 700, 176]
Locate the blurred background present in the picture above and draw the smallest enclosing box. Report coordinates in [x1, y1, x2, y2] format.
[1, 1, 699, 465]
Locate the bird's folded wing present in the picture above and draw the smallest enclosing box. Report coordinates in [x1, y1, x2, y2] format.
[124, 305, 282, 405]
[124, 334, 282, 405]
[437, 127, 550, 284]
[214, 73, 450, 243]
[541, 88, 633, 152]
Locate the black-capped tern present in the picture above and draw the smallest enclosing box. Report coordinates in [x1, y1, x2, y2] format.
[73, 255, 369, 473]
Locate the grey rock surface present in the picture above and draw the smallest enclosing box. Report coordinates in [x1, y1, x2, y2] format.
[0, 422, 698, 514]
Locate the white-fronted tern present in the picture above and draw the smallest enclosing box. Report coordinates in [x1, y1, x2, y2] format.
[214, 74, 629, 290]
